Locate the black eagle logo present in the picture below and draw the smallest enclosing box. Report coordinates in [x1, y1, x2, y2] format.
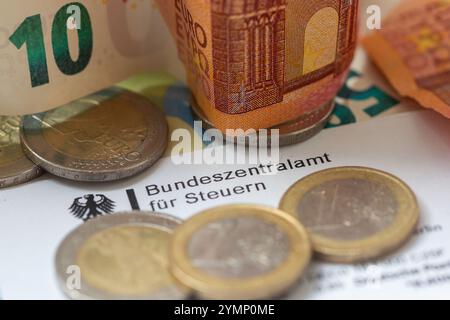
[69, 194, 115, 222]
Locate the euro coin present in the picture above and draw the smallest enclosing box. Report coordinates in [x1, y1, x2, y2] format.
[279, 167, 419, 263]
[0, 116, 42, 188]
[190, 98, 333, 146]
[170, 204, 312, 300]
[55, 212, 188, 300]
[21, 87, 168, 182]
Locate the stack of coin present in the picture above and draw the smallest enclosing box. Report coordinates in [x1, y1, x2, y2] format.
[0, 87, 169, 187]
[190, 98, 334, 147]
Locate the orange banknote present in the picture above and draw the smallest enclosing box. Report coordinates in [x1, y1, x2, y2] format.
[363, 0, 450, 118]
[156, 0, 359, 131]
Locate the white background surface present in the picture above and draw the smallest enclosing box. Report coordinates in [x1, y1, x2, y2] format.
[1, 110, 450, 299]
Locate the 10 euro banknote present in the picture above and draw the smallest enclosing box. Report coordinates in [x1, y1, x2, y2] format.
[0, 0, 172, 116]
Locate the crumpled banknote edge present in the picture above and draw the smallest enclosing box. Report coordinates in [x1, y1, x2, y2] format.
[362, 34, 450, 119]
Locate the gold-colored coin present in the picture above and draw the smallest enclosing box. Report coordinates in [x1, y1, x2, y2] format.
[170, 204, 312, 300]
[279, 167, 419, 263]
[55, 212, 188, 300]
[0, 116, 41, 188]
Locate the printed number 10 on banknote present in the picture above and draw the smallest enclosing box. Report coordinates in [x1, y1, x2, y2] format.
[0, 0, 162, 116]
[156, 0, 359, 131]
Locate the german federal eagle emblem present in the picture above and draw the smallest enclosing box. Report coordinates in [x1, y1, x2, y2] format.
[69, 194, 115, 222]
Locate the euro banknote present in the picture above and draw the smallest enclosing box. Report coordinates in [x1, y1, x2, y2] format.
[363, 0, 450, 118]
[155, 0, 359, 131]
[0, 0, 178, 116]
[116, 46, 418, 155]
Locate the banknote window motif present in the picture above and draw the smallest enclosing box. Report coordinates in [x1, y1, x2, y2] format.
[211, 0, 358, 114]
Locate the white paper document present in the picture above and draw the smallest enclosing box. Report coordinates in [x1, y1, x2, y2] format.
[1, 110, 450, 299]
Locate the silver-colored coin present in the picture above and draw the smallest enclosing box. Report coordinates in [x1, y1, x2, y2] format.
[187, 216, 290, 278]
[55, 212, 188, 300]
[0, 116, 42, 188]
[190, 98, 334, 146]
[21, 87, 168, 182]
[297, 178, 397, 241]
